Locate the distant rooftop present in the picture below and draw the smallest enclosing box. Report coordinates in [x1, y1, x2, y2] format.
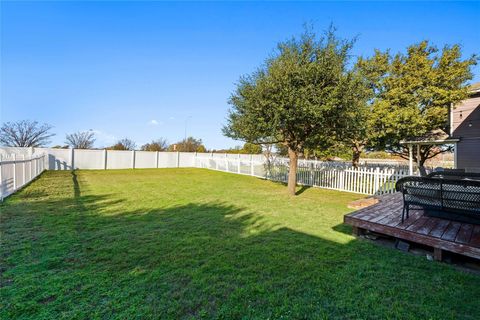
[469, 82, 480, 93]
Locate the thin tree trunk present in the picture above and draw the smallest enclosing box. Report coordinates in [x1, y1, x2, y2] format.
[352, 143, 364, 168]
[352, 149, 361, 168]
[287, 147, 298, 196]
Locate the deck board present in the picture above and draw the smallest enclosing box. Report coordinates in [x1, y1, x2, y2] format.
[470, 226, 480, 247]
[456, 224, 474, 244]
[441, 222, 462, 241]
[344, 192, 480, 260]
[428, 219, 450, 238]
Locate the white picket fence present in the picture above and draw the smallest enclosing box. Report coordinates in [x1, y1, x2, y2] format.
[194, 154, 409, 195]
[0, 153, 47, 200]
[0, 147, 412, 199]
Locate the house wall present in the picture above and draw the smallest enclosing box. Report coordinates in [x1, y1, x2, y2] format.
[452, 93, 480, 171]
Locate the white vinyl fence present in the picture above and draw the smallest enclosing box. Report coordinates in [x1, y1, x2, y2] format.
[0, 153, 47, 200]
[266, 159, 409, 195]
[0, 147, 412, 199]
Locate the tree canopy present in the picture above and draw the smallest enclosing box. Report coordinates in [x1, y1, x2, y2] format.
[361, 42, 477, 165]
[0, 120, 54, 147]
[141, 138, 169, 152]
[109, 138, 137, 151]
[169, 137, 206, 152]
[224, 27, 361, 194]
[65, 131, 95, 149]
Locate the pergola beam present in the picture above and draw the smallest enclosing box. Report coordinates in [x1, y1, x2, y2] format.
[409, 144, 413, 175]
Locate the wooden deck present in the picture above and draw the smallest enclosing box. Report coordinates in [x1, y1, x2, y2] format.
[344, 193, 480, 261]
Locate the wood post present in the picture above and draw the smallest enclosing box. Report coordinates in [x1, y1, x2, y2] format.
[408, 144, 413, 175]
[352, 226, 365, 236]
[434, 247, 443, 261]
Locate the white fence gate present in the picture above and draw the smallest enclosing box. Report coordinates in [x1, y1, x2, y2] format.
[0, 147, 412, 199]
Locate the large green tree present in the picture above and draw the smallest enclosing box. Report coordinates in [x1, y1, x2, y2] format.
[363, 42, 477, 166]
[224, 27, 360, 195]
[335, 50, 392, 167]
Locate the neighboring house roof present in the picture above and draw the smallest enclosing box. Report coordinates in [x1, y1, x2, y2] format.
[469, 82, 480, 94]
[400, 129, 459, 145]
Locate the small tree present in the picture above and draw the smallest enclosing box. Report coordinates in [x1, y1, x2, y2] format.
[65, 131, 95, 149]
[109, 138, 136, 151]
[224, 27, 359, 195]
[169, 137, 206, 152]
[366, 41, 477, 166]
[141, 138, 168, 152]
[0, 120, 54, 147]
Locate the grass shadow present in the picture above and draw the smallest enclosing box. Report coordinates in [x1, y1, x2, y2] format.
[1, 170, 480, 319]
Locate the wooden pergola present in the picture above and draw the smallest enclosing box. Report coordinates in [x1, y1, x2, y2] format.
[400, 129, 459, 175]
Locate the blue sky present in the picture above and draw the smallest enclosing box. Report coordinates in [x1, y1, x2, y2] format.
[1, 1, 479, 149]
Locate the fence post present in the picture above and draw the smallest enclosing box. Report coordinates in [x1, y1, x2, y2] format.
[22, 154, 26, 187]
[176, 151, 180, 168]
[12, 154, 17, 191]
[156, 151, 159, 168]
[373, 167, 380, 195]
[309, 162, 314, 186]
[132, 150, 136, 169]
[250, 154, 254, 176]
[70, 148, 75, 170]
[104, 149, 108, 170]
[237, 154, 241, 174]
[225, 153, 229, 172]
[340, 168, 344, 191]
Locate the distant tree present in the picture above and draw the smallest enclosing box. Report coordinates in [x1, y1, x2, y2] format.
[109, 138, 136, 151]
[141, 138, 168, 152]
[213, 143, 262, 154]
[65, 131, 95, 149]
[303, 143, 351, 161]
[52, 145, 69, 149]
[242, 142, 262, 154]
[365, 41, 477, 166]
[168, 136, 206, 152]
[0, 120, 54, 147]
[224, 27, 359, 195]
[196, 145, 207, 153]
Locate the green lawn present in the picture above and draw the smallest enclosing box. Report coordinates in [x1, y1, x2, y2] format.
[1, 169, 479, 319]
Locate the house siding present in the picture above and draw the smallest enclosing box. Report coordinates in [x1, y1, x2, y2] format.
[452, 93, 480, 171]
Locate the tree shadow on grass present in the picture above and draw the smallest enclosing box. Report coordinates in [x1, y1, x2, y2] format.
[331, 222, 353, 235]
[1, 173, 480, 319]
[265, 180, 312, 196]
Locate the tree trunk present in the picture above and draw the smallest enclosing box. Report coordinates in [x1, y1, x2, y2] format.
[352, 149, 361, 168]
[287, 147, 298, 196]
[352, 143, 364, 168]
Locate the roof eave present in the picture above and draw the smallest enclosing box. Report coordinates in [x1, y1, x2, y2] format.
[400, 138, 460, 145]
